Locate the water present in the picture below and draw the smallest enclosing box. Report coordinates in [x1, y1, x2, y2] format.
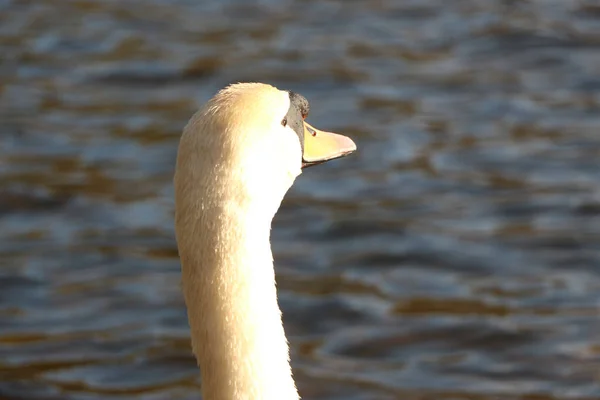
[1, 0, 600, 399]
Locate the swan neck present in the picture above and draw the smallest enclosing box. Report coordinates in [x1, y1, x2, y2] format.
[177, 203, 299, 400]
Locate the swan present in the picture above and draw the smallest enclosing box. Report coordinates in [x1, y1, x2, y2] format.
[173, 82, 356, 400]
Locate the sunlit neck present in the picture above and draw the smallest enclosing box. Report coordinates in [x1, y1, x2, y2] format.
[182, 198, 299, 400]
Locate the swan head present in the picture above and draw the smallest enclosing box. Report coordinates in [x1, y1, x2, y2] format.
[176, 82, 356, 217]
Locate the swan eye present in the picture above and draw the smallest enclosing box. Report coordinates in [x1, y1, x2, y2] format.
[281, 117, 288, 127]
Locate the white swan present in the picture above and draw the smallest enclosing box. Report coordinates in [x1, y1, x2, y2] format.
[174, 82, 356, 400]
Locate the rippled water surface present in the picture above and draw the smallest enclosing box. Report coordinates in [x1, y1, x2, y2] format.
[2, 0, 600, 399]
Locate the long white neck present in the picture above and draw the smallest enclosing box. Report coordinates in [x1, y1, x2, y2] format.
[175, 196, 299, 400]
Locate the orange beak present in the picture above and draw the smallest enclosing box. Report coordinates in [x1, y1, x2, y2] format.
[301, 122, 357, 168]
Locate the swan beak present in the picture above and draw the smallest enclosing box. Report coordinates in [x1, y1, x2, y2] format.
[301, 122, 357, 168]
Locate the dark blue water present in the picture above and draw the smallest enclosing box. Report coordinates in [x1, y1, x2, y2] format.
[1, 1, 600, 399]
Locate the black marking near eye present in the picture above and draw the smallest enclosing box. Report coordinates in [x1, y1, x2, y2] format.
[285, 91, 310, 151]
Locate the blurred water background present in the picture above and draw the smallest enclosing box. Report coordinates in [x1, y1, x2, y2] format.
[2, 0, 600, 399]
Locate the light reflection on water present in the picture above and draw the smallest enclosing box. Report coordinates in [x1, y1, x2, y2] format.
[1, 0, 600, 399]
